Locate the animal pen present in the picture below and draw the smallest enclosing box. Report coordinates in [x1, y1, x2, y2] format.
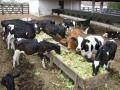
[0, 0, 120, 90]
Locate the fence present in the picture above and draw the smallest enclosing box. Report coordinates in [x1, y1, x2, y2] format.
[81, 7, 120, 16]
[0, 3, 29, 14]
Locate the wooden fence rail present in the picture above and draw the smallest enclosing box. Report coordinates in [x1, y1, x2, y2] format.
[0, 3, 29, 14]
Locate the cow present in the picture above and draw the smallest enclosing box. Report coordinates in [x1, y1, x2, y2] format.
[12, 39, 61, 68]
[76, 18, 95, 34]
[103, 31, 120, 39]
[92, 39, 117, 76]
[1, 73, 20, 90]
[76, 35, 104, 62]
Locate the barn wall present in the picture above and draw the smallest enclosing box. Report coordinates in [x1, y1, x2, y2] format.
[64, 0, 71, 9]
[39, 0, 59, 15]
[29, 0, 40, 16]
[64, 0, 80, 10]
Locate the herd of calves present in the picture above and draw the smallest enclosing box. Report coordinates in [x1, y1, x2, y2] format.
[0, 17, 119, 90]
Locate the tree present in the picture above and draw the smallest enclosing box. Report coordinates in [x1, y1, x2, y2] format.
[108, 2, 120, 9]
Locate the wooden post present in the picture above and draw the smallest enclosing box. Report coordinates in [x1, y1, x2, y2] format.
[28, 4, 29, 14]
[74, 75, 79, 90]
[92, 0, 95, 13]
[79, 0, 81, 10]
[71, 0, 72, 10]
[21, 4, 23, 14]
[1, 4, 4, 15]
[100, 1, 103, 13]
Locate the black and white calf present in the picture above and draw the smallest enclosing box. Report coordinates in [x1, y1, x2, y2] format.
[76, 35, 104, 61]
[76, 18, 95, 34]
[103, 31, 120, 39]
[1, 73, 20, 90]
[44, 23, 66, 38]
[1, 19, 39, 40]
[6, 23, 36, 50]
[37, 20, 55, 30]
[62, 18, 76, 29]
[13, 39, 61, 68]
[92, 39, 117, 76]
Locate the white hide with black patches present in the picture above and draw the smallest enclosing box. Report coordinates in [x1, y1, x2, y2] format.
[8, 24, 15, 31]
[7, 32, 14, 50]
[34, 23, 38, 29]
[83, 27, 90, 34]
[94, 61, 100, 68]
[103, 33, 108, 37]
[72, 21, 76, 27]
[7, 24, 15, 50]
[76, 36, 84, 51]
[81, 41, 92, 58]
[77, 35, 104, 59]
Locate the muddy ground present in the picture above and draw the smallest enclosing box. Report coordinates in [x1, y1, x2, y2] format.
[0, 14, 120, 90]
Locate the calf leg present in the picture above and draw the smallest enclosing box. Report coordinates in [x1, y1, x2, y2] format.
[42, 58, 46, 69]
[106, 60, 114, 71]
[7, 32, 14, 50]
[13, 50, 21, 68]
[10, 38, 15, 51]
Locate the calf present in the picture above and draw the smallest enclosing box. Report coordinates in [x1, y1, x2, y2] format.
[103, 31, 120, 39]
[44, 23, 66, 38]
[62, 18, 76, 30]
[37, 20, 55, 30]
[1, 73, 20, 90]
[6, 24, 36, 50]
[66, 28, 84, 50]
[13, 39, 61, 68]
[92, 40, 117, 76]
[76, 18, 95, 34]
[1, 19, 39, 40]
[76, 35, 104, 61]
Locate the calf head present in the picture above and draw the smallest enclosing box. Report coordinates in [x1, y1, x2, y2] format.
[51, 43, 61, 54]
[2, 25, 13, 40]
[42, 40, 61, 54]
[76, 36, 84, 51]
[34, 23, 41, 34]
[76, 18, 91, 30]
[1, 74, 15, 90]
[80, 39, 91, 56]
[67, 37, 78, 50]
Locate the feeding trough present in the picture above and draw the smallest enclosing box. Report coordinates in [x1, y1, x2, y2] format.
[35, 32, 109, 90]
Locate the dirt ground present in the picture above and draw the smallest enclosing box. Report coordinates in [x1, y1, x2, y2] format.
[0, 14, 120, 90]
